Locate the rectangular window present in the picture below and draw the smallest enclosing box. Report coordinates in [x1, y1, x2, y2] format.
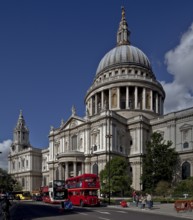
[22, 160, 25, 168]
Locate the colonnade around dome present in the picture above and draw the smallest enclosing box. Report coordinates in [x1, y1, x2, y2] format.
[86, 85, 164, 117]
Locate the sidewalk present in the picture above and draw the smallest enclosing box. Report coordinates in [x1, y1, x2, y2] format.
[107, 202, 193, 219]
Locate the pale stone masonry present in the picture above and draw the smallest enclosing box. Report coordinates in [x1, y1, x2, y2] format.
[8, 7, 193, 192]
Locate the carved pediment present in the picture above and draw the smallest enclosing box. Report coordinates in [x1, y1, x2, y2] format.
[60, 116, 86, 131]
[179, 124, 193, 131]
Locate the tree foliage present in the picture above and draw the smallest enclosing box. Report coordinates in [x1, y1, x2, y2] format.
[141, 132, 180, 192]
[0, 168, 21, 193]
[100, 156, 132, 196]
[155, 181, 171, 196]
[173, 177, 193, 196]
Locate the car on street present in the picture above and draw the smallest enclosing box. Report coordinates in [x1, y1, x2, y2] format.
[32, 195, 43, 201]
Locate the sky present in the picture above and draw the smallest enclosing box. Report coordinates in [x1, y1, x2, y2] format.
[0, 0, 193, 170]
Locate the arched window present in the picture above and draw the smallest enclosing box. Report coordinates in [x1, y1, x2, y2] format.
[183, 142, 189, 148]
[111, 88, 117, 108]
[182, 161, 190, 180]
[92, 163, 98, 175]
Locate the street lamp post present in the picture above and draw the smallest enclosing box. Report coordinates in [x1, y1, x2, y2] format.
[105, 110, 112, 205]
[106, 134, 112, 205]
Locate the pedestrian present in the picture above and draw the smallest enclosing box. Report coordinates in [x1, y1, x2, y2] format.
[135, 192, 139, 207]
[1, 195, 12, 219]
[146, 193, 152, 209]
[141, 194, 146, 209]
[132, 190, 136, 203]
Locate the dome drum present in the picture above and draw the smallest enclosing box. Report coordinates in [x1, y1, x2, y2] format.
[85, 83, 164, 119]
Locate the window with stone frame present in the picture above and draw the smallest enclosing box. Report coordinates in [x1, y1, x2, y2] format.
[79, 137, 83, 150]
[183, 142, 189, 149]
[117, 131, 123, 152]
[182, 161, 190, 180]
[111, 88, 117, 108]
[183, 129, 189, 141]
[92, 130, 99, 149]
[72, 135, 77, 151]
[181, 127, 191, 149]
[65, 141, 68, 151]
[12, 161, 15, 170]
[22, 159, 25, 168]
[55, 142, 60, 155]
[42, 158, 47, 170]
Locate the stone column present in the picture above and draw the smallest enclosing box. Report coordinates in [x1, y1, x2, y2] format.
[156, 93, 159, 113]
[159, 96, 163, 115]
[90, 97, 93, 116]
[135, 86, 138, 109]
[65, 162, 69, 179]
[117, 87, 120, 109]
[58, 163, 62, 179]
[73, 162, 77, 177]
[101, 91, 104, 110]
[150, 90, 153, 111]
[82, 162, 85, 174]
[61, 163, 65, 180]
[62, 137, 65, 152]
[109, 89, 112, 109]
[126, 86, 129, 109]
[143, 88, 146, 110]
[95, 94, 97, 114]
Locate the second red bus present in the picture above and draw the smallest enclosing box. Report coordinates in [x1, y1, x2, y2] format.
[66, 173, 100, 207]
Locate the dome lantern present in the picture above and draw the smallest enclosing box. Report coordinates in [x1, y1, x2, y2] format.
[117, 6, 130, 46]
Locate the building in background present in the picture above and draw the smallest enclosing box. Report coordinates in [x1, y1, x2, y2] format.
[8, 8, 193, 192]
[8, 110, 42, 192]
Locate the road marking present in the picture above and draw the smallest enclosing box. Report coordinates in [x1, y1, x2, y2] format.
[116, 210, 127, 213]
[96, 211, 110, 214]
[98, 217, 110, 220]
[76, 212, 88, 215]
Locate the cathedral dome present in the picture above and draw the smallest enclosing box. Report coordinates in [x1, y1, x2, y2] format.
[96, 45, 151, 75]
[85, 7, 165, 121]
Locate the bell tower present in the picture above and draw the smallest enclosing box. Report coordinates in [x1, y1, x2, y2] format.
[12, 110, 30, 152]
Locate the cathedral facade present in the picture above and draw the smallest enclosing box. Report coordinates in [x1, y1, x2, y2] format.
[8, 8, 193, 193]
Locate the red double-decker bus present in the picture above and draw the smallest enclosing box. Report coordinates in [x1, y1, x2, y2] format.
[65, 173, 100, 207]
[40, 180, 68, 204]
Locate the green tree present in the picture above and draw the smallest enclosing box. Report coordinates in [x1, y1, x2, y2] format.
[173, 177, 193, 196]
[141, 132, 180, 192]
[155, 180, 171, 196]
[100, 156, 131, 197]
[0, 168, 22, 192]
[12, 180, 23, 191]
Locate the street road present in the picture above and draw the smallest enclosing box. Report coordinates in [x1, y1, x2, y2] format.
[5, 201, 186, 220]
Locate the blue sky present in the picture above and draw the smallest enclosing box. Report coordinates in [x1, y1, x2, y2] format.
[0, 0, 193, 169]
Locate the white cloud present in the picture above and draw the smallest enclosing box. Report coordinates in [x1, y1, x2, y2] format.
[0, 140, 12, 171]
[163, 22, 193, 113]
